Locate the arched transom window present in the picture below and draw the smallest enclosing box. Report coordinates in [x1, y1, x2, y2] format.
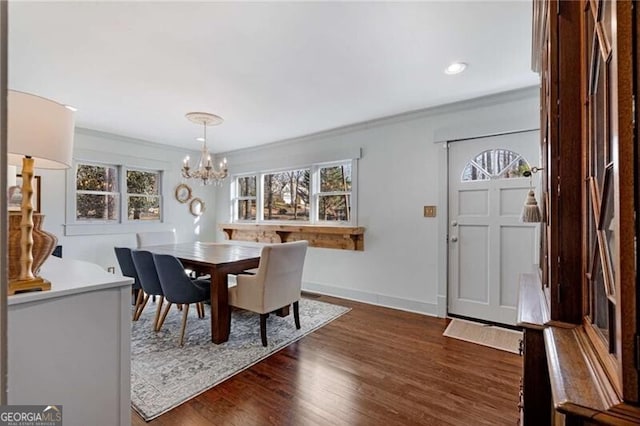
[461, 148, 531, 181]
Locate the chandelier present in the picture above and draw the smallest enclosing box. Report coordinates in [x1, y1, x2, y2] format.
[181, 112, 228, 186]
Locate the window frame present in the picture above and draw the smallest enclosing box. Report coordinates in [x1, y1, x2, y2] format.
[65, 159, 166, 235]
[74, 161, 121, 223]
[125, 168, 163, 222]
[230, 159, 357, 226]
[231, 174, 258, 222]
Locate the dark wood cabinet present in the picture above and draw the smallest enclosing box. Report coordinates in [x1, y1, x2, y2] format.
[519, 0, 640, 424]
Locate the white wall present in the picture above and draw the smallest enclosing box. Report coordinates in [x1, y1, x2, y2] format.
[31, 87, 538, 316]
[32, 129, 217, 273]
[214, 87, 540, 316]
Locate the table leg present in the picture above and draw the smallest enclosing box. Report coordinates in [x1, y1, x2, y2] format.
[210, 269, 231, 344]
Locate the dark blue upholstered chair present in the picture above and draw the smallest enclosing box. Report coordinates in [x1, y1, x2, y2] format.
[114, 247, 143, 320]
[152, 253, 211, 346]
[131, 250, 167, 331]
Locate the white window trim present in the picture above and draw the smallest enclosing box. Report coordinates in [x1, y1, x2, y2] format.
[65, 159, 168, 236]
[230, 159, 357, 226]
[313, 160, 357, 226]
[230, 173, 258, 222]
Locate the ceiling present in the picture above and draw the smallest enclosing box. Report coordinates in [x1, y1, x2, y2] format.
[8, 1, 538, 153]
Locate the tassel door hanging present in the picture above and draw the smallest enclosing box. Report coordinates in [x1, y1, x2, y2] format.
[521, 167, 543, 223]
[521, 189, 542, 222]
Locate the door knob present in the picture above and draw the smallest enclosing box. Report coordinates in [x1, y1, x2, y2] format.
[450, 236, 458, 242]
[451, 221, 458, 227]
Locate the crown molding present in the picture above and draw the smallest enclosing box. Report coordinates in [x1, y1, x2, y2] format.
[222, 85, 539, 157]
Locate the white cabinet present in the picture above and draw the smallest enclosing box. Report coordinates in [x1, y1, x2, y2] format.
[7, 257, 132, 426]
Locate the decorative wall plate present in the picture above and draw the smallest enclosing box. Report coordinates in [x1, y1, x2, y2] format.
[175, 183, 192, 203]
[189, 197, 205, 217]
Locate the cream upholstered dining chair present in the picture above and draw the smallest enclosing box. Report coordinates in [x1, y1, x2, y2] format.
[229, 240, 308, 346]
[136, 230, 176, 248]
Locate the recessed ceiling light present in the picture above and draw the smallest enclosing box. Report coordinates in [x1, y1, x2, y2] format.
[65, 105, 78, 112]
[196, 137, 205, 142]
[445, 62, 467, 75]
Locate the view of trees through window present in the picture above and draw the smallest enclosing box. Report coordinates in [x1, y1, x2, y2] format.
[76, 164, 119, 220]
[233, 161, 354, 223]
[318, 164, 351, 221]
[236, 176, 257, 221]
[127, 170, 161, 220]
[75, 163, 162, 221]
[263, 169, 310, 221]
[461, 149, 530, 181]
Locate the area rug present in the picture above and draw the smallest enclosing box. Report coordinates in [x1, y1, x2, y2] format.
[443, 318, 522, 354]
[131, 298, 350, 421]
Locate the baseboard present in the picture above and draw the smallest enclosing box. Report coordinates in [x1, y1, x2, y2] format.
[302, 281, 438, 317]
[437, 295, 447, 318]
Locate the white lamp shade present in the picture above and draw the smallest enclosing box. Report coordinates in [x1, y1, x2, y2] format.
[8, 90, 75, 169]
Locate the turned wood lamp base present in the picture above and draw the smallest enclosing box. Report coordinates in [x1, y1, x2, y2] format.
[8, 276, 51, 296]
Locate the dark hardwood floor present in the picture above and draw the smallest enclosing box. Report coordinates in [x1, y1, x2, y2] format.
[132, 294, 522, 426]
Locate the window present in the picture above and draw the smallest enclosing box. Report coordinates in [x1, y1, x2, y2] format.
[127, 170, 161, 220]
[234, 175, 257, 221]
[74, 162, 163, 223]
[231, 160, 356, 225]
[263, 169, 310, 221]
[76, 163, 119, 221]
[461, 148, 530, 181]
[317, 163, 352, 222]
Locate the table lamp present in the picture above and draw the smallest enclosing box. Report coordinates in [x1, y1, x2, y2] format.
[7, 90, 75, 295]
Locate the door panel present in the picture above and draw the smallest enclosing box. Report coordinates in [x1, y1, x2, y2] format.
[458, 225, 489, 302]
[448, 131, 539, 325]
[500, 188, 527, 215]
[458, 189, 489, 215]
[500, 226, 536, 306]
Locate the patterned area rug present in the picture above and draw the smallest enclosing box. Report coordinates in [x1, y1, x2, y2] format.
[131, 298, 350, 421]
[443, 318, 522, 354]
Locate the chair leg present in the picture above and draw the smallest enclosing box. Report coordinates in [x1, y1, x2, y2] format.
[156, 302, 173, 331]
[179, 304, 190, 347]
[132, 291, 140, 319]
[134, 293, 149, 321]
[153, 297, 165, 331]
[196, 302, 205, 319]
[293, 301, 301, 329]
[260, 313, 269, 347]
[132, 290, 143, 319]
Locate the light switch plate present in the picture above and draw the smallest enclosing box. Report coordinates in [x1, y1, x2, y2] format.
[423, 205, 437, 217]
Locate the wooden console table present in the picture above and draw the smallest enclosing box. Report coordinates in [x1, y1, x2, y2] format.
[219, 223, 365, 251]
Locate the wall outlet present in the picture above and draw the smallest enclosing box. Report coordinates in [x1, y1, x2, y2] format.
[423, 206, 437, 217]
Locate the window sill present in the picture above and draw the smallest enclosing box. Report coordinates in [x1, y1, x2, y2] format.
[218, 223, 365, 251]
[64, 221, 169, 236]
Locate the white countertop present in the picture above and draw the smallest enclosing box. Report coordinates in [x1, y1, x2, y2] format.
[8, 257, 133, 306]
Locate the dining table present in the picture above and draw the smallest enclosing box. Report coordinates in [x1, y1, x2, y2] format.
[140, 241, 262, 344]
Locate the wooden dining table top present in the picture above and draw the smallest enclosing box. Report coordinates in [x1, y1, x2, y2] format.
[139, 241, 263, 268]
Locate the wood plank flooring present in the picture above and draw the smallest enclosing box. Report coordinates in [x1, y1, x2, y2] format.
[132, 294, 522, 426]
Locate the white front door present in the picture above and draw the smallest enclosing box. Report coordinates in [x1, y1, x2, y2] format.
[448, 131, 539, 325]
